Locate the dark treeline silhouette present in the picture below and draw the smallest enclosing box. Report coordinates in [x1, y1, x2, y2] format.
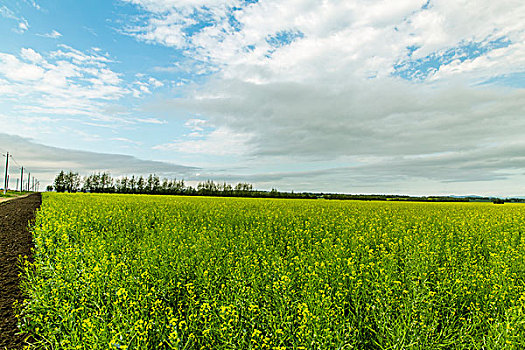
[53, 171, 272, 198]
[51, 171, 524, 203]
[53, 171, 81, 193]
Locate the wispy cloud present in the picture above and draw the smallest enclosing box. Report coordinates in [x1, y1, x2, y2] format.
[111, 137, 143, 145]
[23, 0, 41, 11]
[131, 75, 164, 97]
[38, 30, 62, 39]
[136, 117, 167, 124]
[0, 5, 30, 33]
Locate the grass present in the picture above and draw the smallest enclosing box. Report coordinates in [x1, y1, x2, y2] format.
[0, 190, 31, 198]
[18, 193, 525, 349]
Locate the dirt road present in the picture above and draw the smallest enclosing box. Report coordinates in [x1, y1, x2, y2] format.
[0, 193, 41, 349]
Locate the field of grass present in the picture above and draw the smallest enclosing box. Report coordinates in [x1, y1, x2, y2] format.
[19, 193, 525, 349]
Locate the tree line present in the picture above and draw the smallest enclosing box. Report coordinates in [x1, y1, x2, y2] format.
[51, 171, 262, 197]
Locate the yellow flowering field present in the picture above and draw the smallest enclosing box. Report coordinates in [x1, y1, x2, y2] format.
[19, 193, 525, 349]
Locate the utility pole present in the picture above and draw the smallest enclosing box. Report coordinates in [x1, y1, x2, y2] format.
[27, 172, 30, 192]
[16, 178, 19, 192]
[20, 167, 23, 192]
[3, 151, 9, 195]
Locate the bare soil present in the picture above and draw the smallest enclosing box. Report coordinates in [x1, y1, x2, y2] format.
[0, 193, 41, 350]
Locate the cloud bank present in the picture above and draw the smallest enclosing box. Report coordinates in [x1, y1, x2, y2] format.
[120, 0, 525, 194]
[0, 133, 196, 187]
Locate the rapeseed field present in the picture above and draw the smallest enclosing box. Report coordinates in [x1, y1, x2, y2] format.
[19, 193, 525, 349]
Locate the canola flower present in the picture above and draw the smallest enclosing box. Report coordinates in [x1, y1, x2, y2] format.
[17, 193, 525, 349]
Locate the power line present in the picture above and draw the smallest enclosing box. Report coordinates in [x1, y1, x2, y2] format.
[1, 151, 39, 193]
[10, 155, 22, 170]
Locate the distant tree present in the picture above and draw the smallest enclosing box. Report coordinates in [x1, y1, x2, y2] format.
[65, 171, 81, 192]
[83, 175, 92, 192]
[114, 178, 122, 193]
[137, 176, 145, 193]
[143, 174, 161, 194]
[146, 174, 153, 193]
[100, 172, 113, 191]
[166, 178, 185, 195]
[53, 171, 67, 192]
[234, 182, 253, 193]
[89, 173, 101, 192]
[46, 185, 54, 192]
[177, 179, 185, 193]
[198, 180, 220, 195]
[223, 182, 233, 195]
[151, 175, 161, 194]
[83, 173, 99, 192]
[162, 178, 169, 194]
[185, 185, 196, 195]
[120, 176, 129, 193]
[129, 175, 136, 193]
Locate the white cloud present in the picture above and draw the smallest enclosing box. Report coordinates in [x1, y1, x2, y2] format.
[153, 126, 252, 156]
[148, 76, 164, 87]
[0, 53, 44, 81]
[430, 41, 525, 82]
[0, 46, 130, 119]
[18, 20, 29, 32]
[111, 137, 143, 145]
[184, 118, 207, 132]
[132, 74, 165, 97]
[39, 30, 62, 39]
[51, 44, 112, 66]
[121, 0, 525, 90]
[136, 117, 167, 124]
[20, 48, 43, 63]
[123, 0, 237, 12]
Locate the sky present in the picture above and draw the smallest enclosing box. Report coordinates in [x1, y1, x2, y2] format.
[0, 0, 524, 196]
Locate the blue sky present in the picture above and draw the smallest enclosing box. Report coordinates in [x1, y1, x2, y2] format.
[1, 0, 524, 196]
[0, 1, 192, 160]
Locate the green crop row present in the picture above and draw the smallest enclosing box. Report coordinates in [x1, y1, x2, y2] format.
[18, 193, 525, 349]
